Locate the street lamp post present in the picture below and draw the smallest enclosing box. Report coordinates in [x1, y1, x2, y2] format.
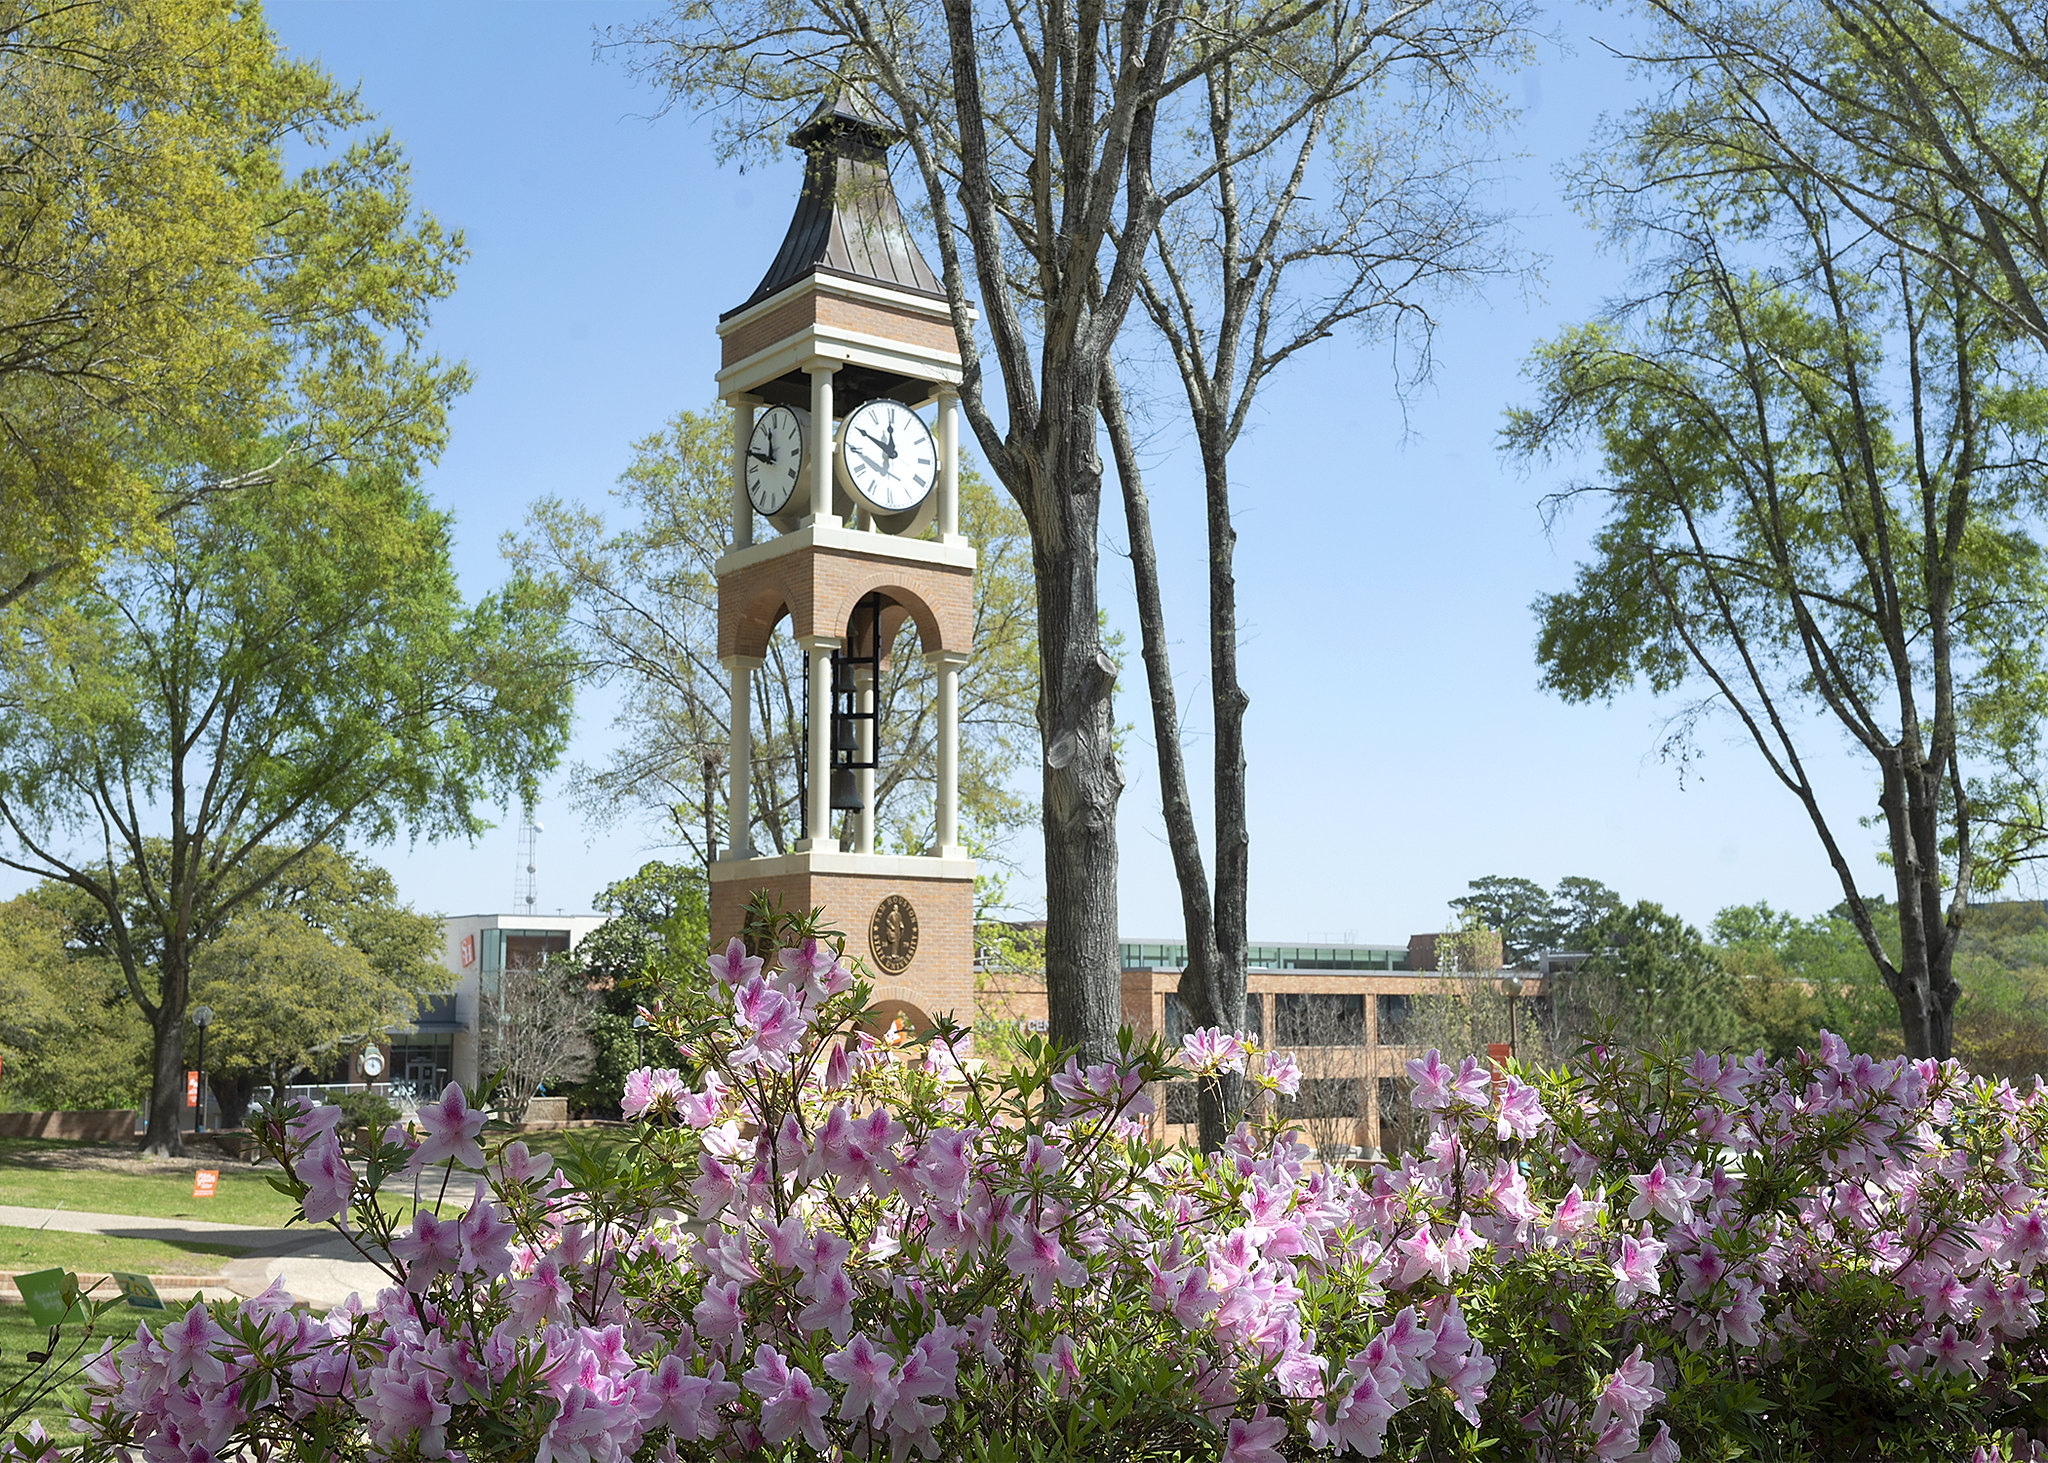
[632, 1013, 649, 1069]
[1499, 976, 1523, 1061]
[191, 1005, 213, 1134]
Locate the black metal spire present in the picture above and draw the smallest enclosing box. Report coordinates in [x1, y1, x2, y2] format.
[728, 87, 943, 315]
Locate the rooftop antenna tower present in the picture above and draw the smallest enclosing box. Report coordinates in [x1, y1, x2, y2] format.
[514, 813, 542, 914]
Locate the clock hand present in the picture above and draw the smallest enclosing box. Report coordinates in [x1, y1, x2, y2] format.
[749, 448, 776, 464]
[858, 428, 895, 459]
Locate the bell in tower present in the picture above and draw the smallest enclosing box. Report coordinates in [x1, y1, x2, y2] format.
[711, 89, 977, 1038]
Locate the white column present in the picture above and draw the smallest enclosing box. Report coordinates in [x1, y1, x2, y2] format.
[728, 395, 756, 550]
[937, 386, 960, 542]
[854, 665, 875, 855]
[723, 656, 760, 860]
[804, 364, 840, 529]
[927, 649, 966, 856]
[798, 635, 841, 850]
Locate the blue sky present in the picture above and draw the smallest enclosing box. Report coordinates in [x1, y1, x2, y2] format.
[257, 0, 1922, 938]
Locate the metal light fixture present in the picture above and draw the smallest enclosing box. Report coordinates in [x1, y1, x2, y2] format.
[190, 1004, 213, 1135]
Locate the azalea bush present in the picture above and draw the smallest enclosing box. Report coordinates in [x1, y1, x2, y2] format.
[23, 901, 2048, 1462]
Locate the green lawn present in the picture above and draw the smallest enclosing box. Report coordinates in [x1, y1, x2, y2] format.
[1, 1226, 246, 1277]
[0, 1138, 463, 1228]
[0, 1303, 95, 1437]
[0, 1137, 301, 1226]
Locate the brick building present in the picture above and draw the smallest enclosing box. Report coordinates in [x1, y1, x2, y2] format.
[980, 936, 1538, 1154]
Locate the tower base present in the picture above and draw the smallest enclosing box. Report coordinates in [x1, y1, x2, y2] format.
[709, 848, 976, 1034]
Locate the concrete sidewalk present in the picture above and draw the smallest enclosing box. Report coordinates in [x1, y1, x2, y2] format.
[0, 1204, 389, 1309]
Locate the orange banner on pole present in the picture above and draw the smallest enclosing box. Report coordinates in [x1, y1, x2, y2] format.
[192, 1169, 218, 1199]
[186, 1071, 199, 1106]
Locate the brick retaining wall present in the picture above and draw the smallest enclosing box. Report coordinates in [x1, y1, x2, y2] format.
[0, 1109, 137, 1141]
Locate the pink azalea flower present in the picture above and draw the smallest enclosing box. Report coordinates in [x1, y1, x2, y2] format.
[362, 1361, 450, 1456]
[286, 1100, 349, 1149]
[1261, 1050, 1302, 1096]
[1926, 1323, 1994, 1379]
[823, 1331, 899, 1424]
[1033, 1332, 1080, 1397]
[1496, 1076, 1548, 1140]
[1449, 1056, 1493, 1110]
[390, 1208, 463, 1293]
[300, 1133, 354, 1224]
[1627, 1160, 1704, 1226]
[1443, 1216, 1486, 1275]
[1611, 1232, 1667, 1307]
[492, 1139, 556, 1186]
[1393, 1223, 1451, 1289]
[743, 1345, 831, 1452]
[1406, 1050, 1453, 1110]
[708, 936, 762, 988]
[1221, 1406, 1288, 1463]
[411, 1082, 486, 1171]
[1180, 1027, 1247, 1075]
[730, 975, 805, 1069]
[1551, 1182, 1607, 1242]
[1004, 1216, 1087, 1303]
[159, 1303, 229, 1388]
[795, 1266, 857, 1342]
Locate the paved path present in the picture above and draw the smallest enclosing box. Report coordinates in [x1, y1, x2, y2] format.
[0, 1204, 388, 1309]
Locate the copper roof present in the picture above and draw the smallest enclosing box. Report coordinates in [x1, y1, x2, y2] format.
[725, 90, 945, 317]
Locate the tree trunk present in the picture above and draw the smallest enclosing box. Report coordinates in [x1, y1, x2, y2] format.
[1104, 374, 1239, 1146]
[142, 1011, 186, 1157]
[215, 1072, 256, 1130]
[1875, 756, 1962, 1060]
[139, 942, 190, 1155]
[1201, 436, 1251, 1146]
[1036, 393, 1125, 1064]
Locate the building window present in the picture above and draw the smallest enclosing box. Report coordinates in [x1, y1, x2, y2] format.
[389, 1033, 454, 1102]
[1163, 992, 1265, 1044]
[505, 931, 571, 971]
[1377, 993, 1411, 1044]
[1274, 993, 1364, 1046]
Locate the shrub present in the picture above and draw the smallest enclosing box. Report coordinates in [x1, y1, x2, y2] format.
[331, 1091, 399, 1136]
[33, 903, 2048, 1463]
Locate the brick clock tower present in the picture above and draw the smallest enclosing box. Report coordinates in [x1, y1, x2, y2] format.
[710, 92, 975, 1034]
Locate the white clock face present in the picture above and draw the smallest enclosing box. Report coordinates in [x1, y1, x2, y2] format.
[837, 399, 936, 516]
[745, 405, 805, 516]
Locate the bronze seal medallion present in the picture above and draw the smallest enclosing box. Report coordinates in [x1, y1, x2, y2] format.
[868, 894, 920, 975]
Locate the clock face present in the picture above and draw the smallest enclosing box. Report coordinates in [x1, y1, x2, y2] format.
[836, 399, 936, 517]
[745, 405, 805, 517]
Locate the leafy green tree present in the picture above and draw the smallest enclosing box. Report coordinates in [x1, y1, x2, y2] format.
[192, 912, 410, 1123]
[573, 860, 711, 995]
[0, 0, 465, 609]
[1949, 902, 2048, 1083]
[1712, 900, 1899, 1059]
[565, 860, 707, 1116]
[188, 846, 448, 1123]
[1553, 877, 1624, 949]
[1448, 874, 1624, 964]
[1545, 901, 1741, 1056]
[506, 407, 1037, 862]
[1507, 64, 2048, 1058]
[0, 464, 573, 1154]
[0, 896, 149, 1111]
[1620, 0, 2048, 358]
[1450, 877, 1559, 965]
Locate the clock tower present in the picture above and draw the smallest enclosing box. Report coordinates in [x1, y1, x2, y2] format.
[711, 90, 976, 1035]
